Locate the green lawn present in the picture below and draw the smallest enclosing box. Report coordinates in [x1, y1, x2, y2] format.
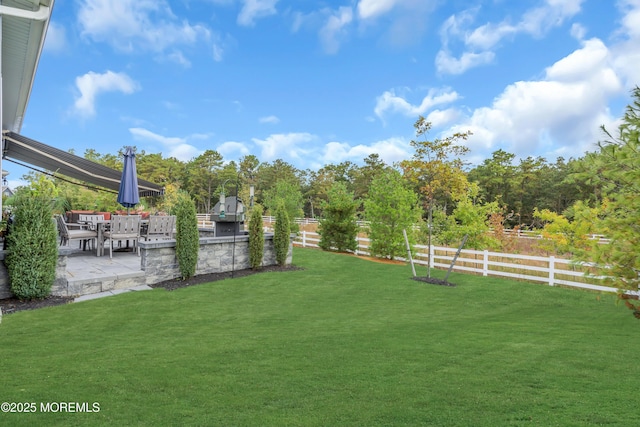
[0, 247, 637, 426]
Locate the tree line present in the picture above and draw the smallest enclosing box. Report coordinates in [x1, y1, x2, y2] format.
[11, 87, 640, 317]
[30, 135, 594, 230]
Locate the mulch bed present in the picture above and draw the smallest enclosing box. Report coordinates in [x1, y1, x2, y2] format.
[148, 264, 302, 291]
[0, 265, 302, 315]
[411, 276, 456, 287]
[0, 295, 75, 315]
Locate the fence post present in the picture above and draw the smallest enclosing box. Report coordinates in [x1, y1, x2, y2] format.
[302, 231, 307, 248]
[483, 250, 489, 277]
[429, 245, 435, 270]
[549, 256, 555, 286]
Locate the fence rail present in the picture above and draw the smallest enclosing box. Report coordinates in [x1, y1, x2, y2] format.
[196, 214, 214, 228]
[260, 217, 610, 243]
[293, 230, 631, 296]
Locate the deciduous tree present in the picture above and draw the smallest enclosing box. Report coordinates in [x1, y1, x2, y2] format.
[263, 180, 303, 232]
[364, 169, 421, 260]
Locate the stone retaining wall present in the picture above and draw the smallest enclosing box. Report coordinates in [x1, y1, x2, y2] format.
[0, 247, 73, 299]
[0, 233, 293, 298]
[140, 233, 292, 285]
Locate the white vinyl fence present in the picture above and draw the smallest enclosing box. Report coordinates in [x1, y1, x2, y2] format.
[262, 217, 610, 243]
[293, 230, 632, 296]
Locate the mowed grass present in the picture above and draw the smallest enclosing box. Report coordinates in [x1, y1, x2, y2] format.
[1, 247, 638, 426]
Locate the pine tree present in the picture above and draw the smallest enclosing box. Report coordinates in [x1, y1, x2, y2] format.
[573, 87, 640, 317]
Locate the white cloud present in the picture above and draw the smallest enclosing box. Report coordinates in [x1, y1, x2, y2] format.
[357, 0, 403, 20]
[545, 38, 608, 81]
[237, 0, 278, 27]
[319, 6, 353, 54]
[619, 0, 640, 39]
[443, 36, 623, 163]
[289, 7, 353, 54]
[610, 0, 640, 87]
[129, 127, 185, 145]
[43, 21, 67, 53]
[165, 50, 191, 67]
[217, 141, 250, 158]
[211, 32, 236, 62]
[259, 115, 280, 124]
[570, 23, 586, 40]
[356, 0, 436, 46]
[129, 127, 202, 161]
[72, 71, 139, 118]
[323, 137, 410, 165]
[464, 22, 516, 51]
[437, 0, 586, 75]
[374, 88, 460, 120]
[190, 132, 214, 140]
[424, 108, 460, 127]
[212, 44, 224, 62]
[252, 133, 316, 161]
[519, 0, 584, 37]
[435, 50, 495, 75]
[77, 0, 210, 65]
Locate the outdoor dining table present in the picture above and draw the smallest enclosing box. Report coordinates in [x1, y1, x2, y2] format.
[86, 218, 148, 257]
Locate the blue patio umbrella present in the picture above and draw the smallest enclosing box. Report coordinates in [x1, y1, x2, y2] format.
[117, 146, 140, 212]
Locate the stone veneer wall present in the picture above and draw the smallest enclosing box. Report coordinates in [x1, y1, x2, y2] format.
[140, 233, 292, 285]
[0, 233, 292, 298]
[0, 247, 73, 299]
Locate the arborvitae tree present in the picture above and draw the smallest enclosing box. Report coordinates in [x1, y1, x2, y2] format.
[318, 181, 359, 252]
[364, 169, 421, 260]
[6, 189, 58, 299]
[273, 204, 290, 266]
[172, 190, 199, 279]
[249, 205, 265, 269]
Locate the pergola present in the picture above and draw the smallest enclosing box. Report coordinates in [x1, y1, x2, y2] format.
[0, 0, 163, 214]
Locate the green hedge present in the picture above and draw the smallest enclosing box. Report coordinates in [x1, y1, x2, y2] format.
[249, 205, 265, 269]
[6, 194, 58, 299]
[173, 191, 199, 279]
[273, 204, 290, 266]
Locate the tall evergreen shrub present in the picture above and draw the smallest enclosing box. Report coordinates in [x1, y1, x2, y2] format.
[172, 191, 199, 279]
[6, 193, 58, 299]
[249, 205, 265, 269]
[273, 204, 290, 266]
[318, 182, 359, 252]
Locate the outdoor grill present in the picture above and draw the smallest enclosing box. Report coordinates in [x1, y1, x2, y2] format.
[210, 196, 246, 237]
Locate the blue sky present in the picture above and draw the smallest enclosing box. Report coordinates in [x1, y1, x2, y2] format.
[7, 0, 640, 187]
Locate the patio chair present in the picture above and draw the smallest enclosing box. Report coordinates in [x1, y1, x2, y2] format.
[78, 214, 105, 230]
[102, 215, 141, 259]
[56, 215, 98, 250]
[143, 215, 176, 241]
